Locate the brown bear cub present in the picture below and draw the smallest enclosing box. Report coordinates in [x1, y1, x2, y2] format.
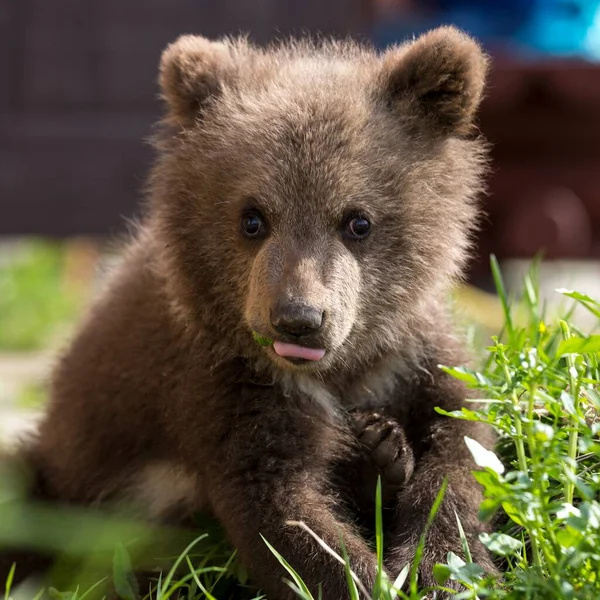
[1, 26, 497, 598]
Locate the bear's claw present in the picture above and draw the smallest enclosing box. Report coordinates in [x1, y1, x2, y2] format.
[352, 411, 415, 500]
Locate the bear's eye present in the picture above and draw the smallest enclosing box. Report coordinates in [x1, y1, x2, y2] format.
[241, 210, 267, 238]
[344, 215, 371, 240]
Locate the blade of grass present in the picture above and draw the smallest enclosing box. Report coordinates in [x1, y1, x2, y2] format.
[559, 320, 582, 506]
[113, 542, 139, 600]
[556, 289, 600, 320]
[284, 582, 314, 600]
[159, 567, 225, 600]
[374, 476, 384, 598]
[522, 263, 541, 342]
[185, 556, 217, 600]
[261, 535, 314, 600]
[490, 254, 514, 339]
[78, 577, 109, 600]
[454, 512, 473, 564]
[339, 538, 360, 600]
[207, 549, 238, 593]
[409, 478, 448, 596]
[4, 562, 16, 598]
[158, 534, 208, 596]
[285, 521, 372, 600]
[155, 572, 163, 600]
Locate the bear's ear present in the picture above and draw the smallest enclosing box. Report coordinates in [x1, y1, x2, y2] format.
[159, 35, 240, 126]
[380, 26, 488, 136]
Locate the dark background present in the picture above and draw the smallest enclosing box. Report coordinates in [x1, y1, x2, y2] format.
[2, 0, 600, 282]
[1, 0, 367, 236]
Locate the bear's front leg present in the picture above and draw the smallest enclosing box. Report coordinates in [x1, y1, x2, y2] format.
[211, 471, 379, 599]
[201, 389, 379, 600]
[386, 419, 498, 592]
[385, 370, 498, 596]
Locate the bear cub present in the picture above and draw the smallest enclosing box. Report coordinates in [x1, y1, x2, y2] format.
[2, 26, 496, 599]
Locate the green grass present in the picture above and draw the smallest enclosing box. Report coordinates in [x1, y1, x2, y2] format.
[1, 255, 599, 599]
[0, 240, 86, 351]
[432, 258, 600, 599]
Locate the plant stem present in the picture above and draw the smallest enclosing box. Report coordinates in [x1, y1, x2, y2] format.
[500, 357, 528, 473]
[510, 393, 529, 474]
[560, 321, 581, 506]
[498, 347, 543, 568]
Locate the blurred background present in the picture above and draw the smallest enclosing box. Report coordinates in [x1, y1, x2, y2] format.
[1, 0, 600, 440]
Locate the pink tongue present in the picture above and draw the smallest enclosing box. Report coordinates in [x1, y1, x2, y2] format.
[273, 341, 326, 361]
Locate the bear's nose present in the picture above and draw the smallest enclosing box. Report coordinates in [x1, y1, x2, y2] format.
[270, 300, 324, 338]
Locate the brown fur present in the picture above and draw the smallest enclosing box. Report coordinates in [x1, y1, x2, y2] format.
[1, 27, 496, 598]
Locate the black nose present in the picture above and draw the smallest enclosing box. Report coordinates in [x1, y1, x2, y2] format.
[271, 300, 324, 338]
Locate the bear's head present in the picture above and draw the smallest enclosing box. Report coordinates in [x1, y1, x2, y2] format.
[150, 27, 488, 375]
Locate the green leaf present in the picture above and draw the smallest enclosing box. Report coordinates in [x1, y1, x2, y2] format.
[502, 501, 525, 527]
[557, 335, 600, 356]
[464, 437, 505, 474]
[478, 498, 501, 522]
[435, 406, 483, 422]
[447, 552, 466, 572]
[113, 543, 139, 600]
[556, 526, 583, 549]
[253, 332, 274, 347]
[391, 564, 410, 596]
[433, 564, 452, 585]
[560, 391, 576, 415]
[479, 532, 523, 557]
[556, 289, 600, 319]
[444, 552, 485, 585]
[439, 366, 479, 386]
[472, 469, 507, 497]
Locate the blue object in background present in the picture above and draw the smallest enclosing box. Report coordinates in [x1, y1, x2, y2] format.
[516, 0, 600, 59]
[372, 0, 600, 61]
